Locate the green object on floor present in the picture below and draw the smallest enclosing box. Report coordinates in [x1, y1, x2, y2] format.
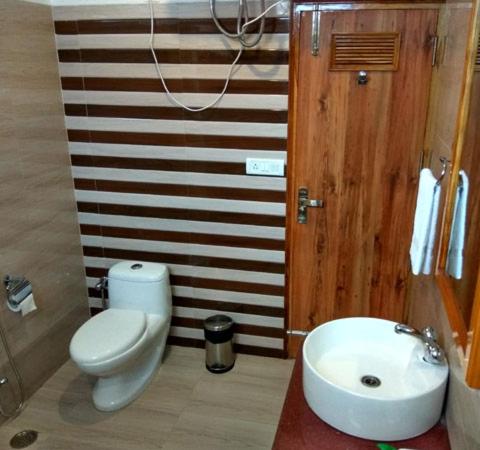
[376, 444, 397, 450]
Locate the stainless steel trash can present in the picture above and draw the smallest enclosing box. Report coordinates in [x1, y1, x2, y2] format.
[204, 315, 235, 373]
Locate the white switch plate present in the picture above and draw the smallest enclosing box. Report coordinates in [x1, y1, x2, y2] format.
[246, 158, 285, 177]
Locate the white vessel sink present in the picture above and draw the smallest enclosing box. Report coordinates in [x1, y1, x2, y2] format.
[303, 317, 449, 441]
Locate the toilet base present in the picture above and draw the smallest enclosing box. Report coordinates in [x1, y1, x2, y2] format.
[92, 329, 168, 412]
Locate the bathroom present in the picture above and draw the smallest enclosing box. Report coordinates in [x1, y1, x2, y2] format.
[0, 0, 479, 448]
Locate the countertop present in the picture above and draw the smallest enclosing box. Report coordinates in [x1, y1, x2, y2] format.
[291, 0, 445, 3]
[272, 352, 451, 450]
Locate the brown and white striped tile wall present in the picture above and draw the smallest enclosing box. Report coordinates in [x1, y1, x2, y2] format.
[53, 0, 289, 358]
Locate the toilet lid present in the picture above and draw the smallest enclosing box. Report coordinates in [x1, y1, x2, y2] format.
[70, 309, 147, 364]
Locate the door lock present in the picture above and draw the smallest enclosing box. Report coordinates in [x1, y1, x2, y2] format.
[297, 187, 324, 224]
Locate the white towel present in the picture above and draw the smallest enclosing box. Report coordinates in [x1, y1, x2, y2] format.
[410, 168, 441, 275]
[422, 184, 441, 275]
[446, 170, 469, 279]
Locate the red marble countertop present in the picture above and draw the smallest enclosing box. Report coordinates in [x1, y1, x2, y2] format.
[291, 0, 445, 3]
[273, 352, 451, 450]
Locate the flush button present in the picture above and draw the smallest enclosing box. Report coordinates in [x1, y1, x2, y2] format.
[131, 263, 143, 270]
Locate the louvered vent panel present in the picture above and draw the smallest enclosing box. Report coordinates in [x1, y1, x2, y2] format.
[476, 34, 480, 70]
[330, 32, 401, 71]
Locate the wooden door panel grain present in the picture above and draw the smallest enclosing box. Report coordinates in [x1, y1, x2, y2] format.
[287, 8, 438, 355]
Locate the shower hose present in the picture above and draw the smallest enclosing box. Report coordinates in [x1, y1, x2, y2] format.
[148, 0, 287, 112]
[0, 318, 25, 418]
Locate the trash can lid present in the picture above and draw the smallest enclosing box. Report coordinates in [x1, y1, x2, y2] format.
[204, 315, 234, 332]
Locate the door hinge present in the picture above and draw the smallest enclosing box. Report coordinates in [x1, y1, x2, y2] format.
[286, 329, 310, 337]
[311, 6, 321, 56]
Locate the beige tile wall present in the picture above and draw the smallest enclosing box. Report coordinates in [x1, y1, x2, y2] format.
[0, 0, 88, 421]
[409, 1, 480, 448]
[408, 276, 480, 449]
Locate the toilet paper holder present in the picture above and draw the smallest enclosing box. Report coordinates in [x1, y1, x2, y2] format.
[3, 275, 32, 310]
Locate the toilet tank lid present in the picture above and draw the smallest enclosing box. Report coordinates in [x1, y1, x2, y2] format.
[108, 261, 169, 282]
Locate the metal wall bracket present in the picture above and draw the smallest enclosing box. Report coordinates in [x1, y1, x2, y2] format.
[311, 7, 321, 56]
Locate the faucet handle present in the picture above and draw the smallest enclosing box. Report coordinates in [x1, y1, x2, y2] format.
[94, 276, 108, 291]
[421, 326, 438, 342]
[95, 276, 108, 310]
[395, 323, 446, 364]
[424, 341, 445, 364]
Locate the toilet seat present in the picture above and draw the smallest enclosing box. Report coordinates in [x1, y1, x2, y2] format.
[70, 309, 147, 365]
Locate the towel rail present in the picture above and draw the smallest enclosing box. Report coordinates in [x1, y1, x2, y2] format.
[436, 156, 451, 186]
[458, 172, 464, 188]
[435, 156, 464, 187]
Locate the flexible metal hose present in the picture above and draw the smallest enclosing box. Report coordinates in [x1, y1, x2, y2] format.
[210, 0, 266, 48]
[0, 317, 25, 418]
[148, 0, 285, 112]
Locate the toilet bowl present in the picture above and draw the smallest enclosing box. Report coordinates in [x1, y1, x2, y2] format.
[69, 261, 171, 411]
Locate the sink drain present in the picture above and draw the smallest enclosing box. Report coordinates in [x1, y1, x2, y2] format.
[10, 430, 38, 449]
[360, 375, 381, 388]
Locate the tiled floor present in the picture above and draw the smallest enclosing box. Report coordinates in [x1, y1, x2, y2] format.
[0, 346, 294, 450]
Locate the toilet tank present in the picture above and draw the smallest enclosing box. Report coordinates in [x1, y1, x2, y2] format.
[107, 261, 171, 316]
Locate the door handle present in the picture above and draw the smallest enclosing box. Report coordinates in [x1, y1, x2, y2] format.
[297, 187, 324, 224]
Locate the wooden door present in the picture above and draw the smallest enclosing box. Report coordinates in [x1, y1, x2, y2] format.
[287, 8, 438, 355]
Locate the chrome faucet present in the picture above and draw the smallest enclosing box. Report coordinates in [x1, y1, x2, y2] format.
[394, 323, 446, 365]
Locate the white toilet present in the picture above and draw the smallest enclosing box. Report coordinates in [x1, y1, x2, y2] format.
[69, 261, 171, 412]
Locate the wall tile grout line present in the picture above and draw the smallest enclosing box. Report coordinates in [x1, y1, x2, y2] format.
[55, 0, 289, 358]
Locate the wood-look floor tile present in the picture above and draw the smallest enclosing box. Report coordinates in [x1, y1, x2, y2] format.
[162, 412, 276, 450]
[188, 358, 292, 426]
[0, 346, 293, 450]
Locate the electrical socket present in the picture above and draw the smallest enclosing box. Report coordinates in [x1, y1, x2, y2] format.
[246, 158, 285, 176]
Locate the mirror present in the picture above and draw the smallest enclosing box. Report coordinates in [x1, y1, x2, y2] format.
[448, 52, 480, 329]
[438, 0, 480, 387]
